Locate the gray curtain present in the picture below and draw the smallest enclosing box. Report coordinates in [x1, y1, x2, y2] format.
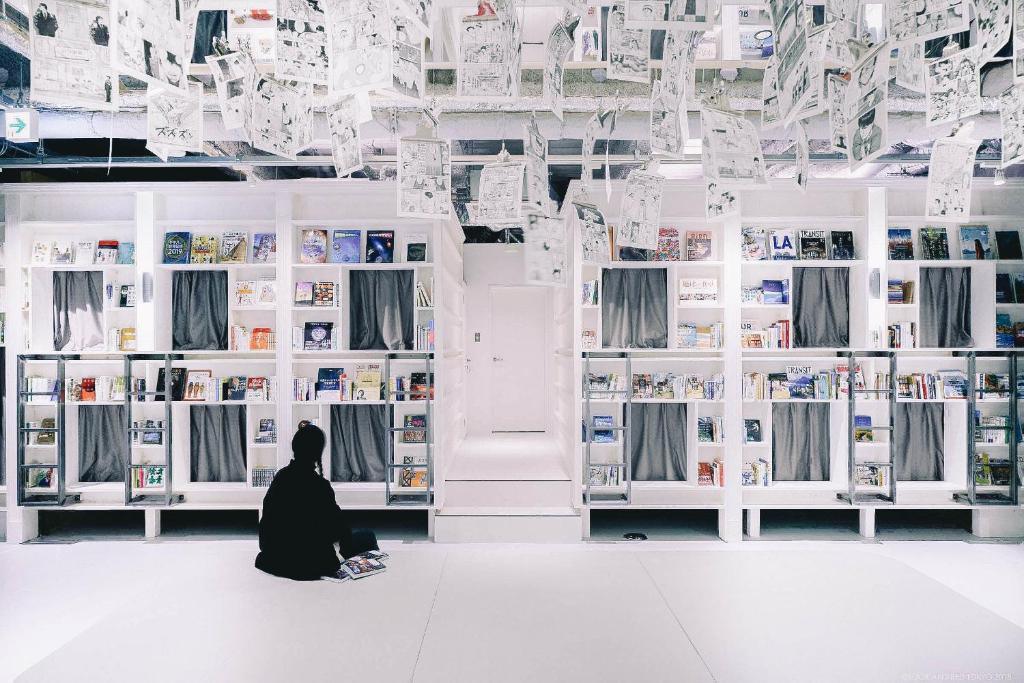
[330, 404, 387, 482]
[53, 271, 105, 352]
[793, 267, 849, 348]
[602, 268, 668, 348]
[190, 405, 247, 482]
[173, 270, 228, 350]
[349, 270, 414, 350]
[629, 403, 687, 481]
[920, 267, 974, 348]
[78, 405, 127, 482]
[894, 403, 944, 481]
[772, 403, 830, 481]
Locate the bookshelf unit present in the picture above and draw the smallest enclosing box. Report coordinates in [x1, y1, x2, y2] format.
[3, 182, 463, 542]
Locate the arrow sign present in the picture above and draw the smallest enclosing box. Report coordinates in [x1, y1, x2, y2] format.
[4, 108, 38, 142]
[9, 117, 25, 134]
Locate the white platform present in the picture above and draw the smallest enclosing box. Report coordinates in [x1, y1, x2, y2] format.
[3, 540, 1024, 682]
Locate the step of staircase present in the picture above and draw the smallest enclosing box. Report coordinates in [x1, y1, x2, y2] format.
[433, 506, 582, 543]
[443, 478, 572, 508]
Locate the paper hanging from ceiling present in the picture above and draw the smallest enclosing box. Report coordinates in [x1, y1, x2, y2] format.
[623, 0, 719, 30]
[845, 41, 890, 170]
[608, 3, 650, 83]
[393, 0, 433, 35]
[457, 0, 521, 98]
[705, 179, 739, 220]
[206, 51, 257, 132]
[477, 160, 526, 225]
[617, 169, 665, 250]
[768, 0, 813, 123]
[544, 16, 576, 121]
[582, 108, 618, 192]
[324, 0, 391, 96]
[524, 213, 568, 287]
[999, 85, 1024, 168]
[398, 137, 452, 218]
[249, 76, 314, 158]
[1015, 0, 1024, 81]
[821, 0, 856, 66]
[888, 0, 968, 44]
[895, 43, 925, 93]
[926, 137, 977, 221]
[785, 28, 829, 126]
[327, 95, 364, 177]
[573, 200, 612, 265]
[113, 0, 190, 92]
[390, 17, 425, 100]
[793, 122, 809, 192]
[976, 0, 1013, 61]
[275, 0, 328, 85]
[650, 29, 694, 155]
[827, 74, 849, 154]
[761, 58, 782, 129]
[145, 82, 203, 162]
[524, 115, 549, 209]
[925, 46, 981, 127]
[700, 107, 767, 186]
[29, 0, 118, 110]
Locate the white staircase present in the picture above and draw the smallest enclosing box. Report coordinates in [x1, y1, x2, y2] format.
[434, 435, 581, 543]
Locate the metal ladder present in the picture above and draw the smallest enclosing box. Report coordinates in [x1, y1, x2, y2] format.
[384, 352, 434, 506]
[954, 352, 1020, 506]
[16, 354, 79, 506]
[582, 351, 632, 506]
[838, 350, 897, 505]
[124, 354, 183, 506]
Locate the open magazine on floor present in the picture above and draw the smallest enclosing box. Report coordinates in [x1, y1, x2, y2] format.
[323, 551, 390, 582]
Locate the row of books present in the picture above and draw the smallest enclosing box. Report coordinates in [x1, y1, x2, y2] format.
[230, 326, 275, 351]
[995, 314, 1024, 348]
[587, 372, 725, 401]
[888, 321, 916, 349]
[415, 320, 436, 351]
[300, 228, 426, 265]
[741, 458, 772, 486]
[293, 322, 337, 351]
[587, 465, 623, 486]
[887, 225, 1020, 261]
[32, 239, 134, 265]
[131, 465, 167, 489]
[163, 231, 276, 264]
[742, 228, 854, 261]
[108, 327, 138, 351]
[887, 279, 915, 304]
[996, 273, 1024, 304]
[741, 279, 789, 305]
[105, 283, 136, 308]
[415, 280, 434, 308]
[742, 365, 863, 401]
[855, 463, 890, 487]
[697, 460, 725, 487]
[254, 418, 278, 444]
[582, 280, 599, 306]
[292, 364, 384, 402]
[610, 227, 715, 262]
[294, 281, 337, 307]
[252, 467, 277, 488]
[677, 322, 724, 349]
[697, 416, 724, 443]
[974, 412, 1011, 444]
[974, 454, 1019, 486]
[679, 278, 718, 303]
[132, 420, 165, 445]
[740, 320, 791, 349]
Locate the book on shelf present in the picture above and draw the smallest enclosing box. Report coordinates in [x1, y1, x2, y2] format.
[769, 229, 797, 260]
[996, 273, 1014, 303]
[887, 279, 915, 304]
[190, 235, 218, 264]
[919, 227, 950, 260]
[222, 376, 248, 401]
[697, 416, 724, 443]
[676, 322, 724, 349]
[798, 230, 827, 259]
[300, 229, 329, 264]
[974, 411, 1009, 444]
[400, 455, 428, 487]
[51, 240, 74, 264]
[976, 373, 1011, 399]
[652, 373, 674, 399]
[313, 281, 336, 307]
[581, 280, 599, 306]
[410, 371, 434, 401]
[938, 370, 969, 399]
[163, 232, 192, 264]
[712, 458, 724, 487]
[887, 321, 916, 349]
[761, 279, 789, 304]
[131, 419, 165, 445]
[415, 280, 433, 307]
[108, 327, 137, 351]
[415, 319, 435, 351]
[402, 414, 428, 443]
[632, 373, 653, 399]
[685, 230, 713, 261]
[31, 241, 52, 264]
[294, 281, 315, 306]
[829, 231, 855, 259]
[365, 229, 395, 263]
[739, 319, 790, 349]
[741, 227, 768, 260]
[587, 465, 622, 487]
[331, 229, 362, 263]
[252, 233, 277, 263]
[119, 284, 136, 308]
[959, 225, 991, 260]
[855, 464, 889, 487]
[252, 467, 277, 487]
[234, 280, 258, 307]
[741, 458, 772, 486]
[184, 370, 213, 401]
[741, 285, 763, 303]
[853, 415, 874, 442]
[220, 231, 248, 263]
[75, 240, 96, 264]
[95, 240, 119, 264]
[302, 321, 335, 351]
[585, 415, 616, 443]
[250, 327, 274, 350]
[697, 461, 713, 486]
[581, 330, 598, 349]
[406, 232, 428, 262]
[618, 246, 652, 261]
[258, 279, 276, 304]
[654, 226, 681, 261]
[354, 363, 383, 400]
[743, 418, 762, 443]
[230, 325, 251, 351]
[1014, 273, 1024, 304]
[678, 277, 718, 303]
[973, 453, 1014, 486]
[995, 230, 1023, 260]
[156, 367, 187, 401]
[996, 313, 1015, 348]
[255, 418, 278, 444]
[24, 466, 55, 488]
[887, 228, 914, 260]
[245, 377, 270, 401]
[314, 367, 346, 402]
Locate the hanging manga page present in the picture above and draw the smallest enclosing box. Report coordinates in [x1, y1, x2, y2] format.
[113, 0, 190, 92]
[769, 0, 813, 123]
[705, 178, 739, 219]
[845, 42, 890, 170]
[206, 51, 257, 131]
[785, 27, 829, 126]
[573, 201, 612, 265]
[524, 213, 568, 286]
[999, 84, 1024, 168]
[925, 46, 981, 127]
[391, 16, 425, 100]
[927, 137, 977, 220]
[524, 115, 549, 209]
[477, 161, 526, 224]
[325, 0, 392, 96]
[1015, 0, 1024, 81]
[275, 0, 328, 85]
[398, 137, 452, 218]
[761, 58, 782, 129]
[544, 17, 576, 121]
[888, 0, 968, 44]
[146, 81, 203, 162]
[975, 0, 1012, 62]
[827, 73, 849, 154]
[624, 0, 719, 30]
[327, 95, 364, 177]
[394, 0, 433, 35]
[249, 76, 314, 158]
[700, 107, 767, 185]
[895, 43, 925, 93]
[608, 4, 650, 83]
[650, 79, 686, 157]
[793, 121, 809, 192]
[458, 13, 516, 97]
[582, 108, 616, 191]
[822, 0, 856, 66]
[617, 170, 665, 249]
[29, 0, 118, 110]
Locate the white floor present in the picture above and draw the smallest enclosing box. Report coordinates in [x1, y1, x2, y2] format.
[2, 540, 1024, 682]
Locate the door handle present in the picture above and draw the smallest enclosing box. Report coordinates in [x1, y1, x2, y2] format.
[492, 356, 504, 362]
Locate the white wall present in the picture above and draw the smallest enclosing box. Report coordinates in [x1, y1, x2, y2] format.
[462, 244, 555, 435]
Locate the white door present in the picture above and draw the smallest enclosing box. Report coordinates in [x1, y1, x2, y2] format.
[489, 286, 548, 432]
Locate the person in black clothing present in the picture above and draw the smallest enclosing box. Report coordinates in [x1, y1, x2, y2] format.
[255, 423, 378, 581]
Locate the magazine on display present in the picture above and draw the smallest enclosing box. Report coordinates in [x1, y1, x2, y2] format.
[617, 170, 665, 250]
[145, 82, 204, 162]
[925, 46, 981, 127]
[544, 16, 576, 120]
[573, 201, 612, 265]
[476, 160, 526, 225]
[607, 4, 650, 83]
[326, 95, 364, 177]
[324, 0, 391, 96]
[275, 0, 329, 85]
[249, 76, 314, 159]
[398, 137, 452, 218]
[926, 136, 978, 220]
[390, 17, 425, 100]
[206, 51, 257, 132]
[524, 115, 549, 209]
[524, 213, 568, 287]
[29, 0, 118, 110]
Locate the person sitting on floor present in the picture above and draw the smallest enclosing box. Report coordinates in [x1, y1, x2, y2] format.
[255, 422, 378, 581]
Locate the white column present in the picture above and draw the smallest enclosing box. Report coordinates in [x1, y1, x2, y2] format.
[144, 508, 161, 538]
[744, 507, 760, 539]
[858, 507, 876, 538]
[972, 508, 1024, 538]
[134, 191, 156, 351]
[719, 209, 743, 542]
[275, 190, 294, 475]
[865, 187, 888, 348]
